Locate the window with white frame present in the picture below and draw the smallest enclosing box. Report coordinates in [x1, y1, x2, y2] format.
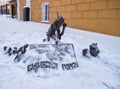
[42, 2, 49, 22]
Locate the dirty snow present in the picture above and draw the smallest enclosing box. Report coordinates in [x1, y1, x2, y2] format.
[0, 15, 120, 89]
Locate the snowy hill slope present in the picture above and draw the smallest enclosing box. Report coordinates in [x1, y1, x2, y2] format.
[0, 15, 120, 89]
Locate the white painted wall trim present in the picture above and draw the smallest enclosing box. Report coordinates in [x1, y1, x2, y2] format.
[17, 0, 20, 20]
[41, 2, 49, 22]
[26, 0, 31, 7]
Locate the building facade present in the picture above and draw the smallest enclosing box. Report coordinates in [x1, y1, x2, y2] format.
[0, 0, 9, 14]
[10, 0, 120, 36]
[0, 0, 7, 5]
[8, 0, 17, 18]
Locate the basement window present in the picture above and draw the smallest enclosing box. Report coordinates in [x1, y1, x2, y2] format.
[42, 2, 49, 22]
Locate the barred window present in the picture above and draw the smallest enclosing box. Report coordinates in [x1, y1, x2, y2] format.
[42, 2, 49, 22]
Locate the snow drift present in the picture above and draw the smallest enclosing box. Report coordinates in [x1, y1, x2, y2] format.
[0, 15, 120, 89]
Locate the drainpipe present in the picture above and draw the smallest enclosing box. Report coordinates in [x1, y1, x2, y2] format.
[17, 0, 20, 20]
[6, 3, 7, 14]
[0, 0, 3, 15]
[1, 6, 3, 15]
[0, 0, 2, 14]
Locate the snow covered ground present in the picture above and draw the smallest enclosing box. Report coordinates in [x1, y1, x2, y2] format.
[0, 15, 120, 89]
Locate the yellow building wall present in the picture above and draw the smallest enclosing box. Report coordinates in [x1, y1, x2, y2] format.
[20, 0, 26, 20]
[31, 0, 120, 36]
[31, 0, 42, 22]
[9, 1, 17, 16]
